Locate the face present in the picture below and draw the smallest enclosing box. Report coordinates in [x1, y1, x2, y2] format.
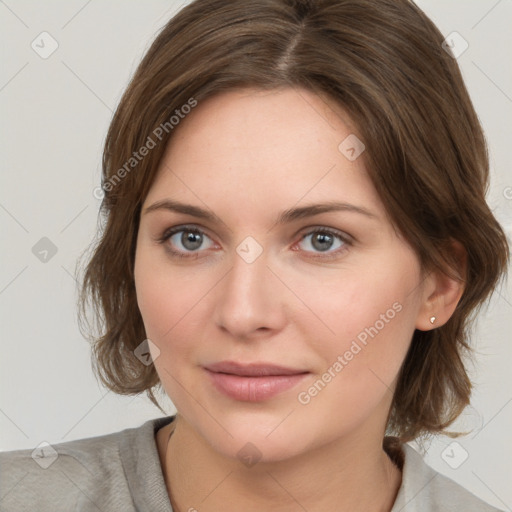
[134, 87, 428, 462]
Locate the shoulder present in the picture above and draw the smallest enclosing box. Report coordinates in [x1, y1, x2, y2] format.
[390, 441, 504, 512]
[0, 416, 172, 512]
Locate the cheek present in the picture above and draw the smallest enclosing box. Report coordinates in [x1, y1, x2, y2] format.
[290, 254, 421, 425]
[134, 252, 203, 405]
[292, 252, 421, 382]
[135, 246, 202, 340]
[289, 298, 414, 439]
[134, 247, 219, 389]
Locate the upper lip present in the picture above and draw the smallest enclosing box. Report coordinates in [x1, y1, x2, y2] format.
[204, 361, 308, 377]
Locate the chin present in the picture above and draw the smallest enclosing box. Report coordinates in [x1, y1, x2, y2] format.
[218, 432, 307, 466]
[192, 410, 314, 465]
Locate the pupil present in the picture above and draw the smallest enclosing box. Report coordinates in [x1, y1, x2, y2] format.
[312, 233, 333, 252]
[182, 231, 202, 250]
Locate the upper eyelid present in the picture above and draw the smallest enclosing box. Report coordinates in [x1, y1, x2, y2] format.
[162, 224, 215, 242]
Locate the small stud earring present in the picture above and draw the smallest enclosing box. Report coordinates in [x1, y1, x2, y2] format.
[429, 316, 436, 324]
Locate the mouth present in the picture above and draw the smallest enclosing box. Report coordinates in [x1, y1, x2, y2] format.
[203, 361, 310, 401]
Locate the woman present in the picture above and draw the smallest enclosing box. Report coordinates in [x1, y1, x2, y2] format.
[1, 0, 509, 510]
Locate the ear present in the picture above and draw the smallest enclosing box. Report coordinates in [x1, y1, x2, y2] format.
[415, 240, 467, 331]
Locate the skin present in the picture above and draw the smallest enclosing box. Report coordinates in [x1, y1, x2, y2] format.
[134, 87, 464, 512]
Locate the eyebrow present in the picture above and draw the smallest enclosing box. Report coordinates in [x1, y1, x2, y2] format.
[142, 199, 378, 224]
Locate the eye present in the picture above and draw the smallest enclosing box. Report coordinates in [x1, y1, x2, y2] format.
[295, 228, 351, 259]
[157, 225, 352, 261]
[157, 225, 216, 259]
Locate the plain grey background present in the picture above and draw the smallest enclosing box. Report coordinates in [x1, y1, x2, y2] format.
[1, 0, 511, 509]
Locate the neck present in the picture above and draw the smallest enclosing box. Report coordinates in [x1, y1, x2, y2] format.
[158, 415, 402, 512]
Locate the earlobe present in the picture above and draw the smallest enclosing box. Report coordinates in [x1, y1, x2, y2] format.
[415, 241, 467, 331]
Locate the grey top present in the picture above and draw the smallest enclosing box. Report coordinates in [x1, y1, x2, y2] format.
[0, 415, 502, 512]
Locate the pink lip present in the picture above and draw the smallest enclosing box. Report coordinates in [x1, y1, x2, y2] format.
[204, 361, 309, 402]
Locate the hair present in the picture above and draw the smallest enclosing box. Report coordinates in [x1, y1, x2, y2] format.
[77, 0, 509, 443]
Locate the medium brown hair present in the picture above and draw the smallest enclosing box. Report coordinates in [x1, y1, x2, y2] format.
[77, 0, 509, 442]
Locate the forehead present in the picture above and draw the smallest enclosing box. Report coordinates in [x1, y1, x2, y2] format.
[165, 87, 357, 163]
[144, 87, 386, 222]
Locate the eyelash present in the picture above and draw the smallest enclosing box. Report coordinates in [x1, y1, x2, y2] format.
[156, 225, 352, 261]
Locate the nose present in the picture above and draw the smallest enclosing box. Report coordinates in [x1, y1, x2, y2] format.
[213, 246, 287, 340]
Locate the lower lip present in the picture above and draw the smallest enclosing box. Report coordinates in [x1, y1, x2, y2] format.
[205, 369, 309, 402]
